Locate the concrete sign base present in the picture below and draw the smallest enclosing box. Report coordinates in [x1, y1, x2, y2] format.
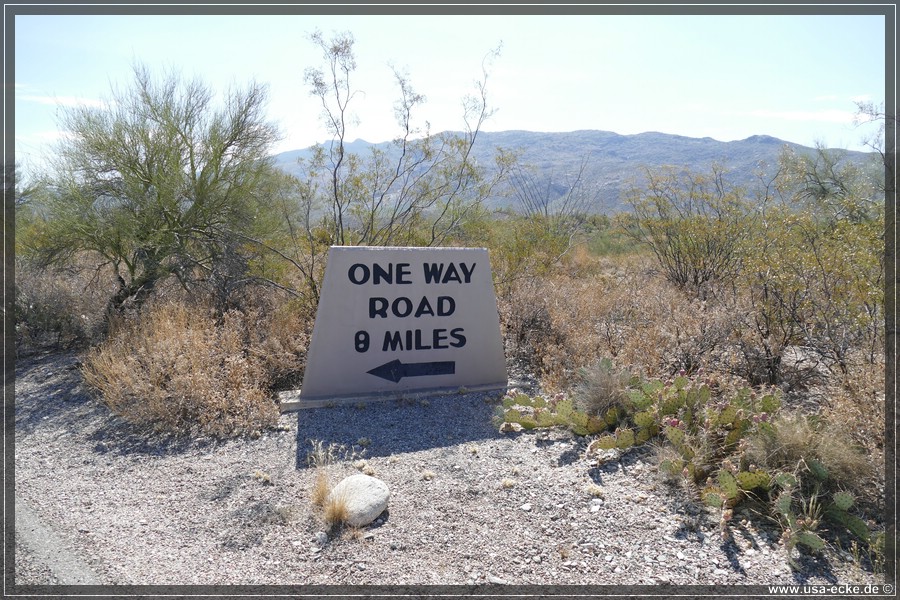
[283, 246, 508, 410]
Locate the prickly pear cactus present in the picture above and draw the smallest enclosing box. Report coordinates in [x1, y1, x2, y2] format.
[717, 470, 741, 501]
[736, 470, 771, 491]
[831, 491, 855, 512]
[615, 428, 635, 449]
[774, 490, 794, 518]
[664, 425, 686, 447]
[806, 458, 829, 481]
[592, 434, 618, 451]
[793, 530, 826, 552]
[633, 411, 655, 428]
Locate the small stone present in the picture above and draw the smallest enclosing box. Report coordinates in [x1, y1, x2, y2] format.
[714, 568, 728, 576]
[487, 574, 508, 585]
[614, 566, 623, 574]
[314, 531, 328, 546]
[520, 503, 532, 512]
[499, 422, 523, 433]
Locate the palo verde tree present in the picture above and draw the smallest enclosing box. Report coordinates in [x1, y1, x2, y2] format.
[293, 30, 510, 266]
[25, 64, 290, 322]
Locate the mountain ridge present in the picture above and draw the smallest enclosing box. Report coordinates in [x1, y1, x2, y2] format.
[273, 129, 875, 213]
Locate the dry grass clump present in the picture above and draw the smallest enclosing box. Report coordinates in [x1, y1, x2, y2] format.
[573, 358, 634, 418]
[744, 412, 873, 496]
[81, 299, 284, 438]
[322, 492, 350, 529]
[310, 469, 332, 508]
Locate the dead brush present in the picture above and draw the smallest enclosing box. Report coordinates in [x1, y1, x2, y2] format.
[81, 298, 280, 438]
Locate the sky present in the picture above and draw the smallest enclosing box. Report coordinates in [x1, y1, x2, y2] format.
[11, 10, 889, 175]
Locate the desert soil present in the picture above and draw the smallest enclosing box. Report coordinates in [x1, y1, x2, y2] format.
[11, 349, 884, 591]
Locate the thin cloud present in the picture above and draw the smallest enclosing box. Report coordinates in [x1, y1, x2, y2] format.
[18, 94, 107, 109]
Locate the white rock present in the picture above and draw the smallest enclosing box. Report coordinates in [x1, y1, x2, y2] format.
[326, 474, 390, 527]
[314, 531, 328, 546]
[520, 503, 532, 512]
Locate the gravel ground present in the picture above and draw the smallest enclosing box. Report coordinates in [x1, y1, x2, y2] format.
[12, 349, 884, 592]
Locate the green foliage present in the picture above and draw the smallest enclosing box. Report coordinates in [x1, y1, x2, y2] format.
[622, 164, 751, 292]
[739, 145, 883, 383]
[24, 64, 290, 323]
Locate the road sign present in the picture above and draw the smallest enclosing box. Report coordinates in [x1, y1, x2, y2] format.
[289, 246, 508, 407]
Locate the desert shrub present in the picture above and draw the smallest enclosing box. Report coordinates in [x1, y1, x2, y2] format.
[507, 254, 741, 389]
[81, 296, 308, 438]
[821, 355, 885, 458]
[739, 205, 883, 385]
[621, 164, 750, 294]
[14, 257, 112, 350]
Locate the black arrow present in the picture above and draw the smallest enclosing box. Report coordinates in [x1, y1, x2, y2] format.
[366, 359, 456, 383]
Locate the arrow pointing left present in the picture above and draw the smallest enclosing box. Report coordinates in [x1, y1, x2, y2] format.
[367, 359, 456, 383]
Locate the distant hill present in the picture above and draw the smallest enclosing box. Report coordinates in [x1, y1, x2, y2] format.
[273, 130, 876, 214]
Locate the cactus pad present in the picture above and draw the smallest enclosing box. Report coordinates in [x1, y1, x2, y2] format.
[664, 425, 685, 446]
[592, 435, 618, 451]
[736, 470, 770, 490]
[615, 428, 636, 449]
[794, 531, 826, 552]
[832, 491, 855, 512]
[807, 458, 829, 481]
[633, 411, 655, 428]
[703, 489, 725, 508]
[759, 394, 780, 414]
[718, 405, 738, 425]
[773, 472, 798, 489]
[775, 491, 794, 516]
[717, 470, 740, 499]
[604, 407, 620, 426]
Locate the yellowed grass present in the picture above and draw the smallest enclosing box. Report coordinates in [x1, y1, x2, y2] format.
[310, 469, 332, 508]
[322, 491, 350, 529]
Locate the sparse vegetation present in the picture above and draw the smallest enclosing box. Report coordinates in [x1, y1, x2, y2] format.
[322, 490, 350, 530]
[13, 29, 885, 577]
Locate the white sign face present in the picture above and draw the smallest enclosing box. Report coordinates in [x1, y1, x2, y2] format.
[298, 246, 508, 404]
